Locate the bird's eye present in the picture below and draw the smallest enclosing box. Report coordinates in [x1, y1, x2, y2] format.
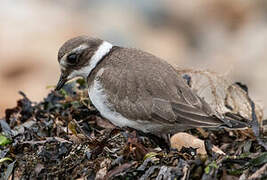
[67, 53, 77, 64]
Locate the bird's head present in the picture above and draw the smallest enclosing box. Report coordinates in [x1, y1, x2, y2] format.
[55, 36, 113, 90]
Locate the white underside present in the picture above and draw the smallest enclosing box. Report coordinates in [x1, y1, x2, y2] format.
[88, 73, 161, 133]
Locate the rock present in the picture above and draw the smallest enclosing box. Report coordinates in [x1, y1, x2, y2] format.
[170, 132, 225, 155]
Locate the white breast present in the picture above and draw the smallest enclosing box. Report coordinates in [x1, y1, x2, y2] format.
[88, 78, 139, 127]
[88, 76, 162, 133]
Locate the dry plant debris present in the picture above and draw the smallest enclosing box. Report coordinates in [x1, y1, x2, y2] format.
[0, 71, 266, 179]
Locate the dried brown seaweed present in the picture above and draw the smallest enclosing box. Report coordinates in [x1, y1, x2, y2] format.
[0, 78, 266, 179]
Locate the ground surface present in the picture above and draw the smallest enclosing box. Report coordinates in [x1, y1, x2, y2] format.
[0, 79, 266, 179]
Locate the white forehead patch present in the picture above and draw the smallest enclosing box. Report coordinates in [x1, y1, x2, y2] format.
[68, 41, 113, 79]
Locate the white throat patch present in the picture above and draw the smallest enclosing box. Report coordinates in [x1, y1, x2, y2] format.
[68, 41, 113, 79]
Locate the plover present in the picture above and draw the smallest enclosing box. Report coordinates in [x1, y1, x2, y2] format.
[55, 36, 248, 137]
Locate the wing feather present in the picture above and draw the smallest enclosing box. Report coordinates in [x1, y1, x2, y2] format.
[94, 48, 230, 131]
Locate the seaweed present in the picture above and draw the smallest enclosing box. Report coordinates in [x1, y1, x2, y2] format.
[0, 78, 266, 179]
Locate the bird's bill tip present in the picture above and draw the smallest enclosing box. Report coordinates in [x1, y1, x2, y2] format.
[55, 74, 68, 91]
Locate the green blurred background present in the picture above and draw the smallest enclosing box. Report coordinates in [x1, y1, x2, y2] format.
[0, 0, 266, 117]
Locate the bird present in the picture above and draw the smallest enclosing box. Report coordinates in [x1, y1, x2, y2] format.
[55, 36, 249, 139]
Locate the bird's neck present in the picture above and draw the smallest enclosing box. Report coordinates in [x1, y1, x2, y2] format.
[75, 41, 113, 80]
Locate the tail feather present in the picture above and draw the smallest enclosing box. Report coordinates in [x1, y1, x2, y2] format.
[171, 102, 250, 129]
[220, 117, 250, 130]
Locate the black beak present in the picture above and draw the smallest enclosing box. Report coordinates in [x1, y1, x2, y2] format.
[55, 73, 68, 91]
